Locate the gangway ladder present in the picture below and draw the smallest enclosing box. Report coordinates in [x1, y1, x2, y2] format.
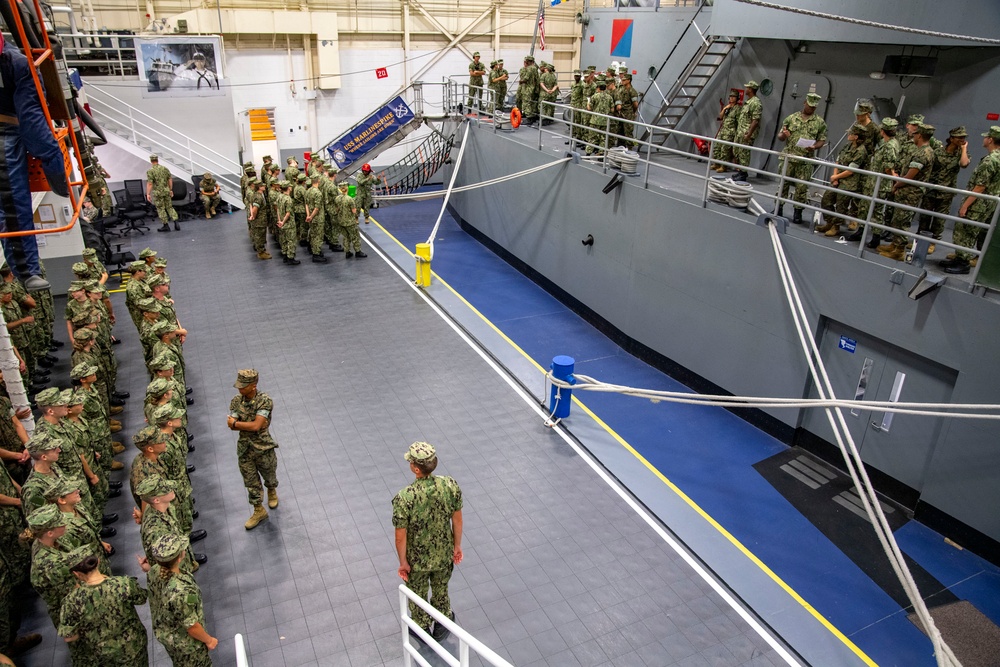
[0, 0, 90, 436]
[643, 35, 738, 146]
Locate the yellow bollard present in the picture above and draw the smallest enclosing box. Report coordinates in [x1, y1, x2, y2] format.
[415, 243, 431, 287]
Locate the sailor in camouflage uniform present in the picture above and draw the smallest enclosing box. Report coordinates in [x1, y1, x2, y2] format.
[305, 175, 329, 263]
[517, 55, 540, 125]
[733, 80, 763, 181]
[145, 534, 217, 665]
[467, 52, 486, 109]
[879, 123, 936, 260]
[20, 431, 65, 517]
[777, 93, 827, 224]
[942, 126, 1000, 275]
[392, 442, 463, 640]
[27, 509, 85, 667]
[712, 90, 741, 172]
[817, 124, 868, 237]
[45, 478, 111, 575]
[249, 180, 271, 260]
[337, 182, 367, 258]
[917, 126, 970, 250]
[228, 369, 280, 530]
[198, 172, 221, 218]
[136, 475, 200, 572]
[539, 62, 559, 125]
[490, 59, 509, 114]
[59, 548, 149, 666]
[356, 163, 377, 223]
[284, 155, 300, 183]
[293, 173, 309, 246]
[145, 155, 179, 232]
[586, 75, 614, 156]
[276, 180, 300, 265]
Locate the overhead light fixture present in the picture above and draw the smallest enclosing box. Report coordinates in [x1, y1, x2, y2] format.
[869, 72, 886, 80]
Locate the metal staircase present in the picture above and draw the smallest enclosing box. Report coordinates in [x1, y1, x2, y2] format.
[638, 3, 738, 146]
[368, 129, 455, 200]
[83, 83, 244, 207]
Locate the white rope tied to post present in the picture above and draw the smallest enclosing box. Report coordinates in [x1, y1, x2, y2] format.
[544, 372, 1000, 420]
[765, 222, 960, 667]
[540, 225, 966, 666]
[420, 122, 471, 264]
[377, 156, 573, 203]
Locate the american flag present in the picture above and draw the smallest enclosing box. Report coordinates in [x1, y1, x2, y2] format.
[538, 9, 546, 51]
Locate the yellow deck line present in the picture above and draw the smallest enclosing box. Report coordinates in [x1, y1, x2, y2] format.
[366, 218, 878, 666]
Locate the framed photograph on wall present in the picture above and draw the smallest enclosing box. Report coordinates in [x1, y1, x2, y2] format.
[136, 36, 225, 97]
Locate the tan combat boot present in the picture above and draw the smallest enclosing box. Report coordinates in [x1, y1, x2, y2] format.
[109, 418, 122, 427]
[245, 505, 268, 530]
[109, 423, 122, 433]
[112, 442, 125, 454]
[109, 405, 124, 416]
[824, 225, 841, 237]
[257, 251, 272, 260]
[111, 461, 124, 471]
[267, 488, 279, 509]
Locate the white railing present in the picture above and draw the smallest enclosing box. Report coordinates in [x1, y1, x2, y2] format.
[235, 633, 250, 666]
[398, 584, 513, 667]
[59, 32, 138, 77]
[448, 73, 1000, 291]
[84, 83, 242, 199]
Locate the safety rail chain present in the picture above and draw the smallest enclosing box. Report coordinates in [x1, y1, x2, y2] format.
[372, 131, 455, 198]
[398, 584, 513, 667]
[448, 77, 1000, 291]
[83, 83, 242, 198]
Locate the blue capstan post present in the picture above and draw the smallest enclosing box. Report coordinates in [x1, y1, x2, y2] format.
[549, 355, 576, 419]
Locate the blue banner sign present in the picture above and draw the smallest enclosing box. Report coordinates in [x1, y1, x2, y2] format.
[838, 336, 857, 353]
[326, 96, 414, 168]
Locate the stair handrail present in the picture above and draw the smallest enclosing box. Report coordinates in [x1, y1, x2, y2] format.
[88, 105, 241, 196]
[86, 83, 241, 174]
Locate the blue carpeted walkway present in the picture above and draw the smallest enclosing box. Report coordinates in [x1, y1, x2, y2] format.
[368, 192, 1000, 667]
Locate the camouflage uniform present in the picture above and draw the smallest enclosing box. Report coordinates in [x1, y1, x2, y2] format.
[249, 185, 267, 254]
[713, 99, 741, 166]
[517, 58, 540, 120]
[336, 189, 362, 254]
[616, 78, 638, 149]
[129, 450, 168, 509]
[778, 105, 828, 211]
[586, 82, 614, 155]
[0, 466, 29, 589]
[20, 467, 62, 517]
[356, 172, 377, 221]
[467, 56, 486, 109]
[66, 417, 109, 515]
[305, 182, 326, 255]
[820, 137, 867, 226]
[322, 173, 340, 247]
[734, 92, 761, 170]
[490, 62, 508, 114]
[953, 149, 1000, 261]
[293, 175, 308, 243]
[276, 184, 297, 260]
[149, 567, 211, 666]
[146, 161, 177, 224]
[141, 506, 195, 574]
[918, 136, 966, 240]
[887, 136, 935, 248]
[34, 419, 96, 516]
[569, 74, 586, 142]
[198, 174, 220, 216]
[57, 574, 149, 667]
[392, 454, 462, 632]
[539, 66, 559, 121]
[30, 541, 74, 627]
[284, 159, 299, 183]
[229, 388, 279, 507]
[57, 505, 110, 575]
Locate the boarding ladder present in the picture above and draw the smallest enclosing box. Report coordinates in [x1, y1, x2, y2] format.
[639, 4, 738, 145]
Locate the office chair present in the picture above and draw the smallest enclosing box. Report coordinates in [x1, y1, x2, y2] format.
[171, 180, 196, 220]
[123, 179, 153, 215]
[113, 189, 150, 235]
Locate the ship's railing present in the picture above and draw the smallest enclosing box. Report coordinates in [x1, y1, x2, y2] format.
[451, 84, 1000, 291]
[398, 584, 513, 667]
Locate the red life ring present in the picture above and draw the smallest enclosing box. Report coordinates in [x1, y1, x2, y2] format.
[510, 107, 522, 128]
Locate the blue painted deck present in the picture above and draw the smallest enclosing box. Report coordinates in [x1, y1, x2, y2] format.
[369, 192, 1000, 667]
